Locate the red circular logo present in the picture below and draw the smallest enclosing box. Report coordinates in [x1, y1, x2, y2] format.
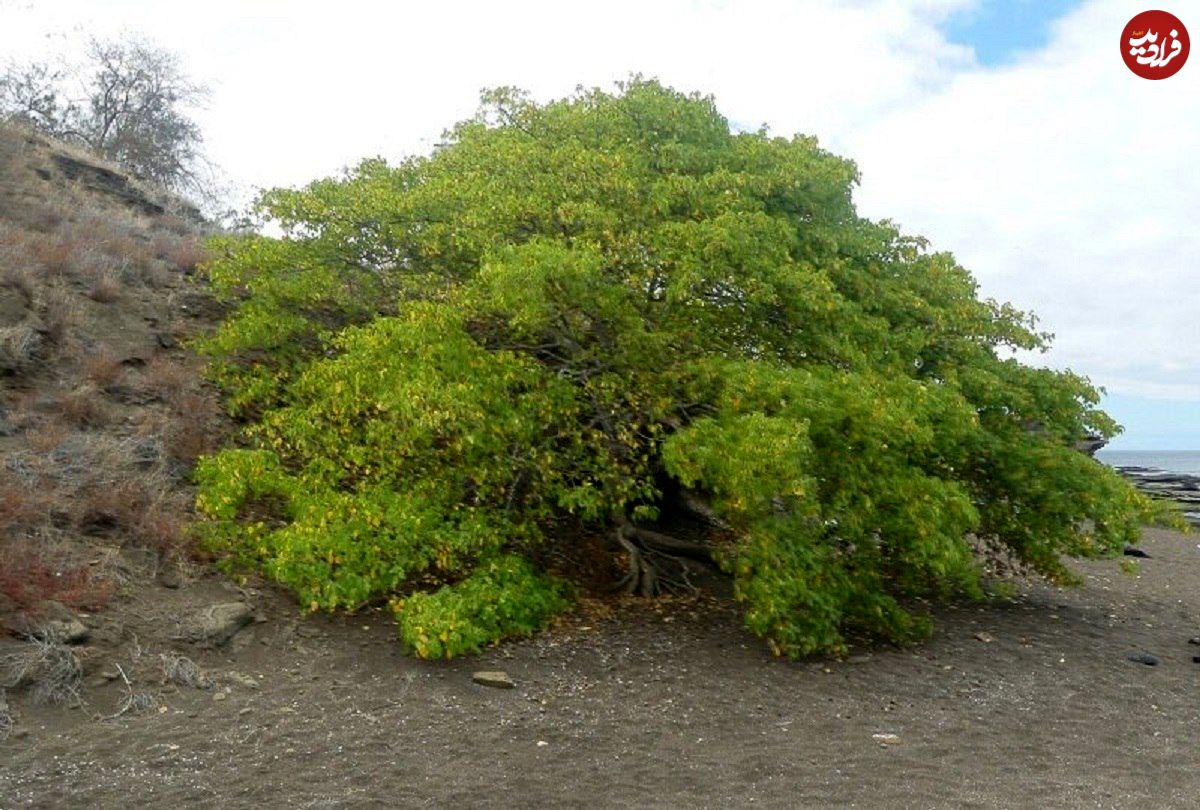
[1122, 10, 1189, 79]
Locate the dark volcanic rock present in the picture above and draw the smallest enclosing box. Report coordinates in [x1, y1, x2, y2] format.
[1111, 466, 1200, 529]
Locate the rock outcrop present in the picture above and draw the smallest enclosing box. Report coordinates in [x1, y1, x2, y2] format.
[1112, 466, 1200, 528]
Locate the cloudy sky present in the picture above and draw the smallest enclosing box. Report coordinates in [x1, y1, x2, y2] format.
[2, 0, 1196, 448]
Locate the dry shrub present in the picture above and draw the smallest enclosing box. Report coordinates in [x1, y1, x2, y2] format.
[0, 637, 84, 705]
[141, 353, 193, 399]
[86, 267, 123, 303]
[25, 200, 67, 233]
[159, 652, 211, 689]
[101, 232, 147, 263]
[40, 288, 78, 345]
[139, 260, 175, 289]
[0, 262, 36, 305]
[0, 480, 50, 534]
[131, 501, 188, 556]
[81, 347, 125, 388]
[156, 213, 196, 237]
[0, 323, 41, 373]
[28, 228, 83, 278]
[75, 476, 146, 533]
[0, 538, 112, 613]
[56, 385, 105, 427]
[164, 239, 208, 274]
[164, 391, 221, 463]
[75, 212, 156, 274]
[0, 691, 12, 739]
[165, 419, 216, 465]
[0, 224, 38, 280]
[24, 416, 69, 455]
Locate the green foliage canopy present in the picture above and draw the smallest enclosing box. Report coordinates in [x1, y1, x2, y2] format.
[195, 80, 1174, 658]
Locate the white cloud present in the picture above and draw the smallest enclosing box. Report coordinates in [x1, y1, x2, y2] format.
[843, 0, 1200, 400]
[1, 0, 1196, 406]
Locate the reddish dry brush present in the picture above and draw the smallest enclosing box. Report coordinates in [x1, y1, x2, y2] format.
[55, 386, 107, 428]
[0, 539, 113, 613]
[163, 238, 208, 275]
[80, 347, 126, 388]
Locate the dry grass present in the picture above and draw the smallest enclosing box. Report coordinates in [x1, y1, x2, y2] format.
[139, 260, 176, 289]
[104, 663, 161, 719]
[156, 213, 196, 237]
[164, 238, 208, 274]
[131, 502, 189, 556]
[81, 348, 126, 388]
[39, 288, 77, 346]
[141, 353, 193, 397]
[24, 416, 69, 454]
[0, 479, 51, 535]
[159, 652, 211, 689]
[0, 689, 13, 739]
[86, 267, 123, 303]
[0, 323, 41, 373]
[0, 262, 36, 304]
[0, 637, 83, 706]
[56, 385, 106, 427]
[0, 535, 113, 613]
[27, 228, 82, 278]
[164, 390, 222, 463]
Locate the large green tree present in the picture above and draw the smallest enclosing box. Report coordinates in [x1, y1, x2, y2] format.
[194, 80, 1174, 659]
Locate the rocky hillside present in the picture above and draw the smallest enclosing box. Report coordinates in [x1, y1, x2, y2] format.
[1, 122, 230, 711]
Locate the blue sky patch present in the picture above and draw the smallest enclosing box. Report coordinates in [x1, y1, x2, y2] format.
[1100, 394, 1200, 451]
[943, 0, 1083, 66]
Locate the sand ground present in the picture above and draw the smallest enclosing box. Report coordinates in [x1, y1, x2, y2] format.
[2, 527, 1198, 809]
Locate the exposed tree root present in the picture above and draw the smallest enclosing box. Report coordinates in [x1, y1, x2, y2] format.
[612, 520, 715, 597]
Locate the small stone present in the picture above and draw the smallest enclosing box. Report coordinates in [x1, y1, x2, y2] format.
[1127, 652, 1159, 666]
[536, 740, 549, 747]
[224, 671, 261, 689]
[1123, 546, 1150, 559]
[973, 632, 994, 643]
[472, 671, 515, 689]
[189, 602, 253, 646]
[1188, 637, 1200, 646]
[872, 733, 901, 745]
[213, 691, 227, 702]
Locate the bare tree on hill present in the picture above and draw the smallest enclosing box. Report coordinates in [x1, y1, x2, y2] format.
[0, 36, 213, 200]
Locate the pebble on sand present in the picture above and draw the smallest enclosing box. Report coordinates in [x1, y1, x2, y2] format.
[472, 671, 515, 689]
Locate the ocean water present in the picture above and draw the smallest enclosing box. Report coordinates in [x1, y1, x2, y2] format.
[1095, 450, 1200, 476]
